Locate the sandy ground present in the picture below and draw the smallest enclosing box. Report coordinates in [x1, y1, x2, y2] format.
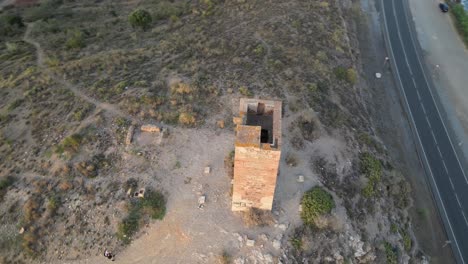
[358, 0, 454, 261]
[409, 0, 468, 160]
[45, 96, 351, 264]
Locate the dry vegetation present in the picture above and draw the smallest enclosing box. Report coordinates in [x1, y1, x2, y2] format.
[0, 0, 421, 263]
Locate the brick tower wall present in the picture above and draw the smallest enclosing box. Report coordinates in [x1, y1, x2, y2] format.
[231, 146, 281, 211]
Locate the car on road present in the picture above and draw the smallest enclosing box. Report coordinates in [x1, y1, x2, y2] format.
[439, 3, 449, 12]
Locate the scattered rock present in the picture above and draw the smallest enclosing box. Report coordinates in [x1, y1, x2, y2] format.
[277, 223, 287, 231]
[234, 258, 245, 264]
[297, 175, 304, 183]
[19, 227, 24, 234]
[125, 125, 135, 145]
[204, 166, 211, 174]
[217, 120, 225, 128]
[141, 124, 161, 133]
[198, 195, 206, 208]
[246, 239, 255, 247]
[272, 239, 281, 250]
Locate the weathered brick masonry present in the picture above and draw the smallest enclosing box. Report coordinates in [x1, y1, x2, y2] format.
[232, 99, 282, 211]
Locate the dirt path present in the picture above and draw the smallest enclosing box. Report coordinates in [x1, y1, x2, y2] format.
[22, 23, 141, 125]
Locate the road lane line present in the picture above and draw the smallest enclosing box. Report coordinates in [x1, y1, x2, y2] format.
[420, 102, 427, 115]
[449, 177, 455, 190]
[436, 145, 444, 157]
[455, 193, 462, 208]
[412, 77, 418, 89]
[416, 88, 422, 101]
[401, 0, 468, 186]
[462, 211, 468, 227]
[442, 159, 449, 175]
[430, 130, 438, 145]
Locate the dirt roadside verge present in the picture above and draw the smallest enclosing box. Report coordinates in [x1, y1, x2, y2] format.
[357, 0, 454, 262]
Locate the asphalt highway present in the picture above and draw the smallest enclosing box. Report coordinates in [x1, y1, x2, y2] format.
[381, 0, 468, 262]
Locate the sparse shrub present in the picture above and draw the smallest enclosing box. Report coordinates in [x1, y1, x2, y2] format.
[334, 66, 357, 84]
[58, 180, 73, 191]
[65, 29, 85, 49]
[5, 42, 19, 54]
[56, 134, 82, 154]
[253, 44, 265, 56]
[8, 98, 24, 111]
[242, 208, 274, 227]
[239, 86, 253, 97]
[285, 153, 298, 167]
[359, 152, 382, 198]
[153, 1, 185, 20]
[22, 230, 38, 256]
[334, 66, 347, 80]
[297, 114, 320, 141]
[0, 176, 15, 201]
[384, 242, 398, 264]
[301, 186, 335, 226]
[117, 205, 141, 244]
[179, 111, 196, 125]
[117, 189, 166, 243]
[23, 198, 40, 223]
[47, 195, 60, 215]
[171, 82, 192, 94]
[0, 176, 15, 191]
[224, 150, 235, 179]
[220, 250, 232, 264]
[402, 230, 412, 252]
[346, 68, 357, 85]
[290, 236, 303, 251]
[128, 9, 152, 31]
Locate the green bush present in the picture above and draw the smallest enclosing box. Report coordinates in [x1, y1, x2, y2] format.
[360, 152, 382, 198]
[300, 186, 335, 226]
[239, 86, 253, 97]
[451, 4, 468, 45]
[128, 9, 152, 30]
[117, 189, 166, 243]
[56, 134, 82, 154]
[346, 68, 357, 85]
[140, 190, 166, 220]
[334, 66, 357, 84]
[402, 230, 412, 252]
[117, 206, 141, 244]
[384, 242, 398, 264]
[65, 29, 85, 50]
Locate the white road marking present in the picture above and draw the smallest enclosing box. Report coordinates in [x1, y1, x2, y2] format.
[449, 177, 455, 190]
[455, 193, 462, 208]
[436, 145, 444, 157]
[442, 159, 449, 175]
[421, 102, 427, 115]
[430, 130, 438, 145]
[462, 211, 468, 227]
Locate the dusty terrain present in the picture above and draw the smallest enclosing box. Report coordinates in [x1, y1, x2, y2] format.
[0, 0, 433, 263]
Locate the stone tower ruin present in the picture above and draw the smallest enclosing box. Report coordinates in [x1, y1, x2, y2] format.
[231, 98, 282, 211]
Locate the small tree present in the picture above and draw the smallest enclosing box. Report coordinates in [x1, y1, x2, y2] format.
[128, 9, 152, 31]
[301, 186, 335, 226]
